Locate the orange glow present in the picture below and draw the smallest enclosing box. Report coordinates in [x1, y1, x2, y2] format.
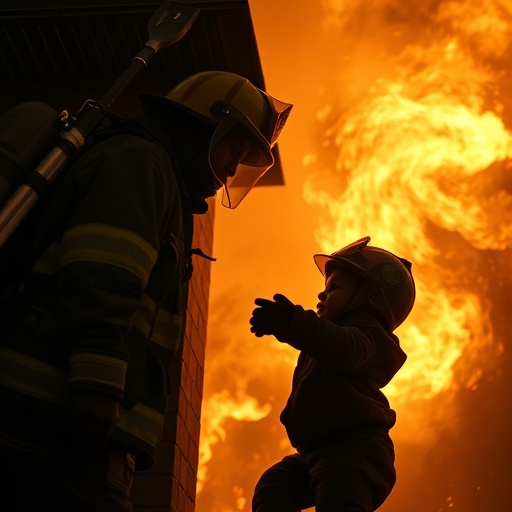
[197, 0, 512, 510]
[197, 389, 271, 495]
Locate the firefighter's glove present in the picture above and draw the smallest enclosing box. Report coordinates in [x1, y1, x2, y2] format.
[250, 293, 295, 339]
[67, 392, 120, 457]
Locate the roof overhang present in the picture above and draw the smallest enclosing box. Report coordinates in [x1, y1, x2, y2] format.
[0, 0, 284, 185]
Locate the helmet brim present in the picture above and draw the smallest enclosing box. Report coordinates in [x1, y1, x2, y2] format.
[313, 254, 330, 276]
[313, 253, 368, 279]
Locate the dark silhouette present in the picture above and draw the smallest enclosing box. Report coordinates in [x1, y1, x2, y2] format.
[249, 236, 415, 512]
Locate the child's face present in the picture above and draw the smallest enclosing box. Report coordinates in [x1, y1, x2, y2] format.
[316, 268, 364, 320]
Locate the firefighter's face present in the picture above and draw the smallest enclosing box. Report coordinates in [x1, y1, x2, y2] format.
[316, 268, 365, 320]
[209, 129, 256, 186]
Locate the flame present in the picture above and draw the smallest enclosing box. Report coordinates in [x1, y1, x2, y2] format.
[197, 389, 271, 495]
[303, 80, 509, 401]
[197, 0, 512, 510]
[302, 0, 512, 406]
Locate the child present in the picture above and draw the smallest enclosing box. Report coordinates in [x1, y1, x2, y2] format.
[249, 236, 415, 512]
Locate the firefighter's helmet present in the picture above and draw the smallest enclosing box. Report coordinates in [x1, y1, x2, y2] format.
[313, 236, 415, 330]
[141, 71, 292, 208]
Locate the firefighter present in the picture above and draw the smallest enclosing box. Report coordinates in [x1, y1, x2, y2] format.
[0, 71, 292, 512]
[250, 237, 415, 512]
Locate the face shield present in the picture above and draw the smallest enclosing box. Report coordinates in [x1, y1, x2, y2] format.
[208, 95, 292, 209]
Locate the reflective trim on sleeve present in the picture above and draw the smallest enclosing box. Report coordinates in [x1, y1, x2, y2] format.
[0, 347, 68, 405]
[60, 224, 158, 286]
[133, 294, 182, 353]
[68, 352, 128, 394]
[117, 402, 164, 449]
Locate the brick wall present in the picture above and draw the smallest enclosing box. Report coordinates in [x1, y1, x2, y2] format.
[133, 200, 216, 512]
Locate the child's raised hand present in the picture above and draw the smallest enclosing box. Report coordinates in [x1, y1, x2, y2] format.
[250, 293, 295, 339]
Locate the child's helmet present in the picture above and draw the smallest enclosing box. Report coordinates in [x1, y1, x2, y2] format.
[140, 71, 292, 208]
[313, 236, 416, 330]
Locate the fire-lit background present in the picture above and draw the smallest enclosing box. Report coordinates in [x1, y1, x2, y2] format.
[197, 0, 512, 510]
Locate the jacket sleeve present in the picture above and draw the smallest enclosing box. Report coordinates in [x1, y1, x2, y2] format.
[278, 306, 406, 386]
[54, 137, 176, 400]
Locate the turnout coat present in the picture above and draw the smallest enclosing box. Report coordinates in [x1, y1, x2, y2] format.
[0, 116, 196, 470]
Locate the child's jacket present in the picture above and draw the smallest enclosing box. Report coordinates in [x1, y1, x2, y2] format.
[278, 307, 407, 452]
